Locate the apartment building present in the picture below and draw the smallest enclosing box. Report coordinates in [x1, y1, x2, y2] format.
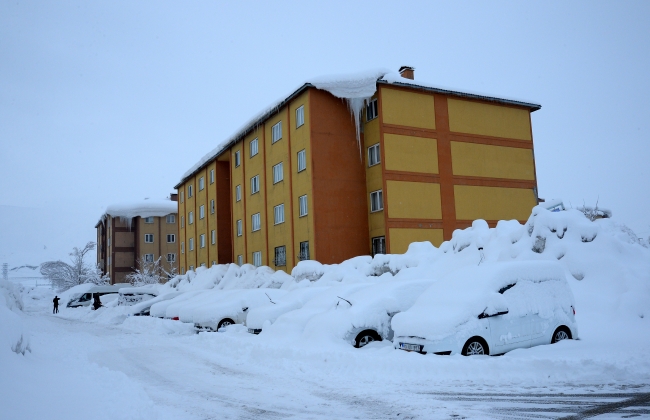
[96, 198, 178, 284]
[176, 67, 541, 273]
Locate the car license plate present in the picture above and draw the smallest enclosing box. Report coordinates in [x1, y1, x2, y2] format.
[400, 343, 422, 352]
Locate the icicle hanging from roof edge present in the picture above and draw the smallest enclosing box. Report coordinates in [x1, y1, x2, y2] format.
[346, 97, 372, 160]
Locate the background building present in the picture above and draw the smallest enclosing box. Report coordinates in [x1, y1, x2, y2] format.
[176, 67, 541, 273]
[96, 197, 178, 284]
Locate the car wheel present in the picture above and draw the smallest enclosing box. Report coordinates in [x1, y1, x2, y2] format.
[354, 330, 382, 348]
[217, 318, 235, 331]
[462, 337, 489, 356]
[551, 326, 572, 344]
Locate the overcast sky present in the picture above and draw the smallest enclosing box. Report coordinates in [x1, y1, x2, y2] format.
[1, 1, 649, 267]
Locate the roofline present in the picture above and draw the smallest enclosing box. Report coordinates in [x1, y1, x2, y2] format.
[378, 80, 542, 111]
[176, 81, 541, 187]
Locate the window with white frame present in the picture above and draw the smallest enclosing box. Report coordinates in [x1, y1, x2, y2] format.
[166, 214, 175, 223]
[189, 265, 194, 271]
[211, 229, 216, 244]
[370, 190, 383, 212]
[237, 255, 243, 266]
[167, 253, 176, 262]
[200, 234, 205, 248]
[274, 204, 285, 224]
[210, 260, 215, 267]
[234, 150, 241, 167]
[144, 253, 154, 262]
[199, 205, 205, 219]
[210, 169, 214, 184]
[180, 191, 184, 203]
[296, 105, 304, 128]
[167, 234, 175, 243]
[366, 98, 378, 121]
[274, 246, 286, 266]
[181, 242, 185, 254]
[236, 185, 241, 201]
[299, 195, 308, 217]
[210, 199, 215, 214]
[252, 213, 261, 231]
[251, 175, 260, 194]
[144, 216, 154, 224]
[237, 219, 242, 236]
[199, 177, 204, 191]
[252, 251, 262, 267]
[368, 143, 380, 167]
[144, 234, 154, 243]
[273, 162, 283, 184]
[250, 138, 258, 157]
[299, 241, 310, 261]
[272, 121, 282, 143]
[189, 238, 194, 251]
[188, 184, 193, 198]
[372, 236, 386, 256]
[181, 216, 184, 228]
[188, 211, 194, 224]
[297, 149, 306, 172]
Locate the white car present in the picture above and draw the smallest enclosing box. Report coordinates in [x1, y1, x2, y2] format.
[392, 261, 577, 356]
[149, 290, 206, 319]
[302, 278, 436, 347]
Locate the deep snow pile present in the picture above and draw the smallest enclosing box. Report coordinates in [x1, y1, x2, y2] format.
[0, 279, 30, 356]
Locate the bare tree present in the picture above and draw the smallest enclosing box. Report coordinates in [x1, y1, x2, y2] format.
[40, 241, 98, 291]
[84, 264, 110, 286]
[126, 256, 166, 286]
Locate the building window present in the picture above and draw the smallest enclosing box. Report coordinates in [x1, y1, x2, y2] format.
[181, 267, 185, 274]
[188, 211, 194, 224]
[299, 195, 308, 217]
[370, 190, 383, 212]
[167, 253, 176, 263]
[211, 261, 216, 267]
[272, 121, 282, 143]
[274, 204, 285, 225]
[366, 98, 378, 121]
[299, 241, 310, 261]
[181, 216, 184, 228]
[296, 105, 304, 128]
[166, 214, 175, 223]
[167, 234, 175, 243]
[252, 213, 261, 231]
[189, 265, 194, 271]
[274, 246, 286, 267]
[368, 143, 380, 167]
[199, 177, 204, 191]
[234, 150, 241, 167]
[297, 149, 306, 172]
[237, 255, 243, 266]
[211, 230, 216, 245]
[180, 191, 184, 203]
[108, 256, 111, 266]
[199, 205, 204, 219]
[251, 175, 260, 194]
[189, 238, 194, 251]
[237, 219, 243, 236]
[210, 169, 214, 184]
[144, 216, 154, 224]
[250, 138, 258, 157]
[252, 251, 262, 267]
[210, 199, 215, 214]
[181, 242, 185, 254]
[200, 234, 205, 248]
[273, 162, 283, 184]
[144, 253, 154, 262]
[188, 184, 193, 198]
[236, 185, 241, 201]
[144, 234, 154, 243]
[372, 236, 386, 256]
[107, 238, 111, 247]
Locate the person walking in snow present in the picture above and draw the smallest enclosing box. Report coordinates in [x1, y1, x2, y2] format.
[52, 296, 60, 314]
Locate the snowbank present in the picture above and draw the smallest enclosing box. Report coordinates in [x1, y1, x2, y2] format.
[0, 280, 30, 356]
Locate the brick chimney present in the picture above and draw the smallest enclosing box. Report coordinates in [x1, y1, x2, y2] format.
[170, 193, 178, 202]
[399, 66, 415, 80]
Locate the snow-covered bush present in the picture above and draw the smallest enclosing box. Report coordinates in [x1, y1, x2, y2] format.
[127, 257, 169, 286]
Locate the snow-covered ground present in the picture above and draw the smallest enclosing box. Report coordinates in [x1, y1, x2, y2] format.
[2, 207, 650, 419]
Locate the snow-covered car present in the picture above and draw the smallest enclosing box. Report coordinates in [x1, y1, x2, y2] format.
[66, 284, 132, 308]
[245, 286, 329, 334]
[149, 290, 206, 319]
[129, 292, 183, 316]
[117, 286, 158, 306]
[392, 261, 577, 356]
[302, 278, 436, 348]
[191, 288, 287, 332]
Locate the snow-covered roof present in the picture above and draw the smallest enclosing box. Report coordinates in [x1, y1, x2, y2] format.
[176, 68, 542, 187]
[99, 198, 177, 224]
